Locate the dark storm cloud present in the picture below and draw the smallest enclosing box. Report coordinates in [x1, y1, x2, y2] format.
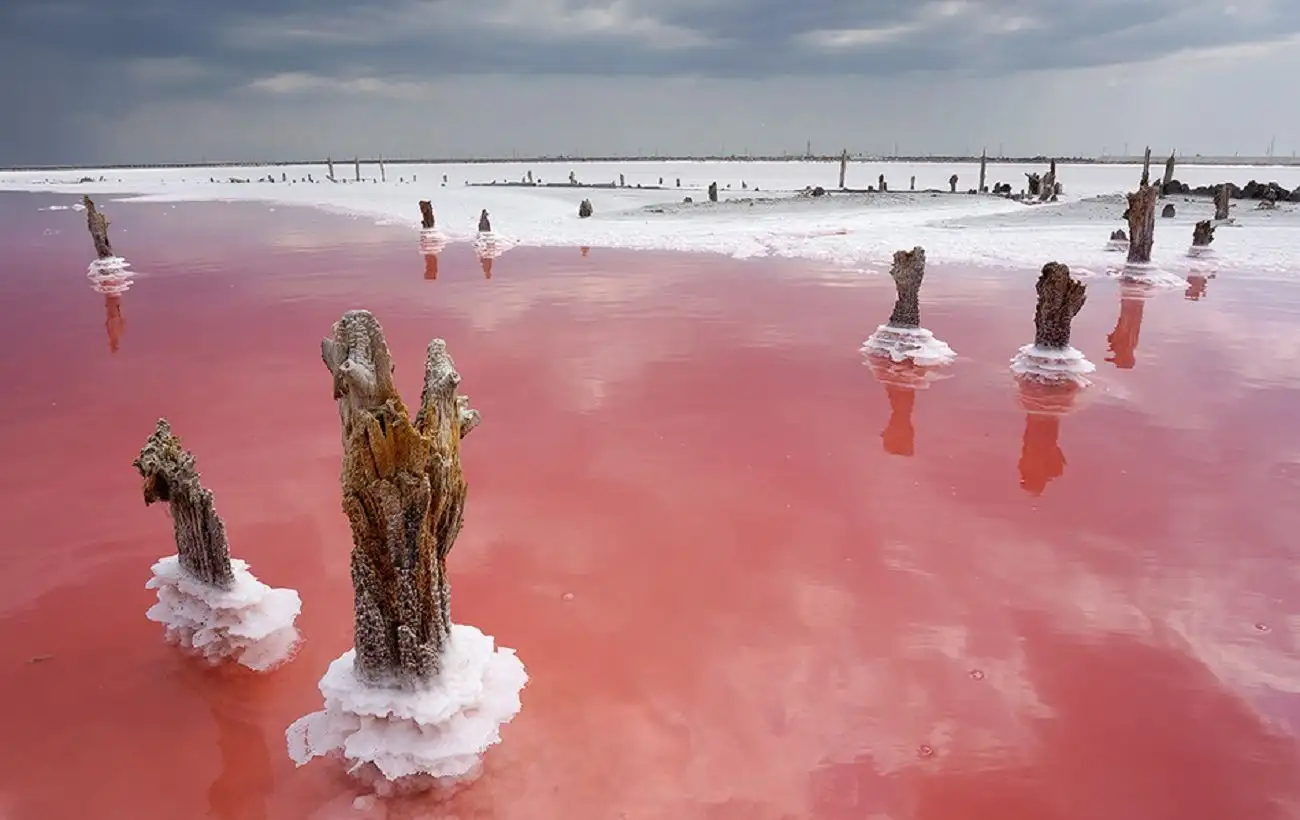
[2, 0, 1299, 164]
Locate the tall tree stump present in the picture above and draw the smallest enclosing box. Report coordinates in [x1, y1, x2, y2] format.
[878, 174, 888, 192]
[327, 157, 335, 181]
[133, 419, 236, 590]
[1125, 184, 1159, 264]
[886, 247, 926, 329]
[1039, 160, 1057, 202]
[1161, 151, 1176, 196]
[1214, 184, 1231, 220]
[418, 201, 435, 230]
[83, 196, 114, 259]
[1141, 146, 1152, 187]
[839, 150, 848, 189]
[1192, 220, 1215, 247]
[380, 156, 386, 183]
[979, 150, 987, 193]
[1033, 262, 1087, 349]
[708, 182, 718, 203]
[478, 209, 491, 232]
[321, 310, 481, 688]
[910, 176, 916, 191]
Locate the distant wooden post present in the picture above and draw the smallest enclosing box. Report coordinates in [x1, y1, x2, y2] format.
[1039, 159, 1057, 202]
[878, 174, 887, 192]
[1160, 151, 1175, 196]
[578, 199, 593, 218]
[949, 174, 958, 193]
[478, 209, 491, 232]
[327, 157, 335, 181]
[1214, 184, 1231, 220]
[83, 196, 114, 259]
[619, 173, 625, 187]
[1140, 146, 1152, 187]
[354, 157, 361, 182]
[708, 182, 718, 203]
[1125, 184, 1159, 264]
[418, 201, 435, 230]
[379, 156, 386, 183]
[979, 150, 988, 193]
[839, 150, 848, 189]
[910, 176, 916, 191]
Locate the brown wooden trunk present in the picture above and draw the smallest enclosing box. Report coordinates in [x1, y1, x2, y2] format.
[321, 310, 481, 688]
[83, 196, 114, 259]
[133, 419, 236, 589]
[1161, 151, 1175, 195]
[1141, 146, 1152, 187]
[1033, 262, 1087, 349]
[1125, 184, 1159, 264]
[1214, 184, 1231, 220]
[1192, 219, 1215, 247]
[886, 246, 926, 328]
[418, 200, 435, 230]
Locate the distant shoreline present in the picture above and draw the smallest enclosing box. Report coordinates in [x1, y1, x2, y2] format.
[4, 155, 1299, 172]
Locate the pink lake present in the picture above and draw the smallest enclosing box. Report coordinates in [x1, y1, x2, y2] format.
[0, 193, 1298, 820]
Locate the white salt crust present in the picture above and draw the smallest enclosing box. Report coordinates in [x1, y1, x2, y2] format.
[1009, 344, 1096, 386]
[861, 325, 957, 367]
[285, 623, 527, 796]
[145, 555, 302, 672]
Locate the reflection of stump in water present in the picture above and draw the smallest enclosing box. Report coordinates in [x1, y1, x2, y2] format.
[580, 246, 590, 258]
[1185, 274, 1208, 301]
[1034, 262, 1087, 349]
[1105, 295, 1145, 370]
[424, 253, 438, 280]
[1020, 413, 1066, 496]
[182, 666, 273, 820]
[481, 255, 493, 279]
[105, 293, 125, 353]
[882, 383, 915, 456]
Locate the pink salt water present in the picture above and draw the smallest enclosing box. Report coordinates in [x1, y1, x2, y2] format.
[0, 194, 1297, 819]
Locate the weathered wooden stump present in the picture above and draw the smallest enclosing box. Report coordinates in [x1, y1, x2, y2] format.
[354, 157, 361, 183]
[478, 209, 491, 232]
[418, 201, 435, 230]
[618, 174, 625, 187]
[878, 174, 887, 192]
[1125, 184, 1159, 264]
[979, 150, 987, 193]
[83, 196, 114, 259]
[1192, 220, 1215, 247]
[321, 310, 481, 688]
[886, 247, 926, 329]
[949, 174, 958, 193]
[133, 419, 236, 590]
[1161, 203, 1176, 218]
[1039, 160, 1057, 202]
[379, 156, 386, 183]
[910, 175, 916, 191]
[1033, 262, 1087, 349]
[1161, 151, 1176, 196]
[708, 182, 718, 203]
[1026, 173, 1041, 197]
[839, 150, 848, 189]
[578, 199, 593, 218]
[1141, 146, 1152, 187]
[327, 157, 335, 181]
[1110, 229, 1128, 241]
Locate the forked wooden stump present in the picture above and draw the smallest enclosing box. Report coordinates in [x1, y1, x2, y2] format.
[133, 419, 236, 589]
[1033, 262, 1087, 349]
[1192, 220, 1215, 247]
[886, 247, 926, 329]
[1125, 184, 1159, 264]
[322, 310, 481, 688]
[83, 196, 114, 259]
[418, 200, 435, 230]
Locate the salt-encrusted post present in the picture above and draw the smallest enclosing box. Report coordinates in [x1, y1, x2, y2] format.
[418, 201, 435, 230]
[133, 419, 236, 590]
[321, 310, 481, 687]
[328, 157, 335, 181]
[478, 209, 491, 232]
[886, 247, 926, 328]
[979, 149, 988, 193]
[1033, 263, 1087, 350]
[708, 182, 718, 203]
[1192, 219, 1215, 247]
[1125, 184, 1159, 264]
[1214, 184, 1231, 220]
[949, 174, 958, 193]
[1140, 146, 1152, 187]
[1161, 151, 1175, 196]
[83, 196, 114, 259]
[354, 157, 361, 183]
[839, 150, 848, 189]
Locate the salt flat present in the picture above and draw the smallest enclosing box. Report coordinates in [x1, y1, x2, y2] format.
[3, 159, 1299, 273]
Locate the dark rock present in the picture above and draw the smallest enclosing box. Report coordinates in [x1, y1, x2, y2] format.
[1161, 203, 1176, 218]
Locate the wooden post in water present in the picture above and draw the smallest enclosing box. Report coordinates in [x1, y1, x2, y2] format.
[1033, 263, 1087, 350]
[1140, 146, 1152, 187]
[418, 201, 435, 230]
[839, 150, 848, 189]
[1214, 184, 1231, 220]
[327, 157, 335, 181]
[1125, 184, 1159, 264]
[379, 155, 386, 183]
[354, 157, 361, 182]
[979, 149, 987, 193]
[1161, 151, 1175, 196]
[83, 196, 114, 259]
[1192, 220, 1215, 247]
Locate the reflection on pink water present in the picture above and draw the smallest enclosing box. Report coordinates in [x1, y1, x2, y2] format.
[0, 194, 1298, 820]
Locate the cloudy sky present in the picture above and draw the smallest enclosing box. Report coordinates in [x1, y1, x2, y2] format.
[2, 0, 1298, 166]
